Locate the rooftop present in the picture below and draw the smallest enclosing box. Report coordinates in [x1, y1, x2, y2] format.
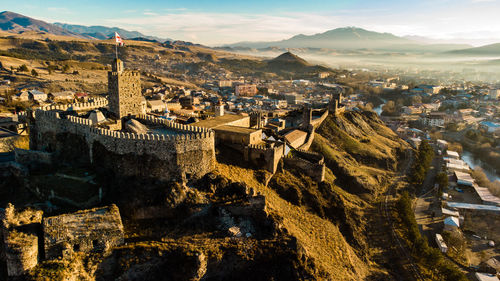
[473, 184, 500, 206]
[213, 125, 261, 134]
[194, 114, 249, 129]
[447, 202, 500, 212]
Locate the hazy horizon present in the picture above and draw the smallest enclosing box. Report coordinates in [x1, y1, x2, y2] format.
[5, 0, 500, 46]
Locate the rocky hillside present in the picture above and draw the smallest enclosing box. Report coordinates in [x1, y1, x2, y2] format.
[313, 111, 409, 197]
[23, 110, 409, 281]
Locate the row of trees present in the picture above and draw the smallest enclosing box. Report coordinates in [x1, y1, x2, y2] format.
[396, 192, 467, 281]
[409, 140, 434, 187]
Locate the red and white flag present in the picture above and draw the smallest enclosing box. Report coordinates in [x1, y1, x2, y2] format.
[114, 32, 124, 46]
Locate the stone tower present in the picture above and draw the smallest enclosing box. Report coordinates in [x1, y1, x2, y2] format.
[108, 59, 144, 119]
[214, 101, 224, 117]
[302, 105, 313, 129]
[329, 93, 345, 115]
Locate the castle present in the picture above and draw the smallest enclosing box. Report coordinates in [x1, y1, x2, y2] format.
[28, 59, 216, 182]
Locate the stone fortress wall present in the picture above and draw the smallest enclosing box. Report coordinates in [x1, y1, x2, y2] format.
[38, 97, 108, 112]
[30, 109, 215, 181]
[244, 142, 285, 174]
[136, 114, 212, 134]
[283, 149, 325, 182]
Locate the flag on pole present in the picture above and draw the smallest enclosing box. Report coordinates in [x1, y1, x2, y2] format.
[114, 32, 124, 46]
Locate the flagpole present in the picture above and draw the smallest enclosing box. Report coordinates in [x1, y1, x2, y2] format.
[115, 41, 118, 60]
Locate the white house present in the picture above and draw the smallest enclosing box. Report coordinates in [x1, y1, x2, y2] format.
[28, 90, 47, 102]
[444, 216, 460, 231]
[435, 234, 448, 253]
[147, 100, 166, 112]
[49, 91, 74, 101]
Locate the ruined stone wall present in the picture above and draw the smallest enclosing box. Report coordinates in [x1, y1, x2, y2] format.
[283, 156, 325, 182]
[4, 232, 38, 276]
[108, 71, 143, 118]
[30, 110, 215, 181]
[0, 204, 43, 277]
[43, 205, 124, 260]
[293, 149, 324, 164]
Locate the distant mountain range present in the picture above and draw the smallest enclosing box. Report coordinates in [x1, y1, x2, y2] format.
[53, 23, 169, 42]
[228, 27, 407, 49]
[226, 27, 474, 53]
[0, 11, 169, 42]
[446, 43, 500, 56]
[0, 11, 499, 57]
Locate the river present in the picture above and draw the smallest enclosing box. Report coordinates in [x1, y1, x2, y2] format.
[461, 150, 500, 182]
[374, 98, 387, 115]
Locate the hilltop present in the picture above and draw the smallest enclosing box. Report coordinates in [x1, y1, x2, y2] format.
[219, 51, 331, 78]
[226, 27, 474, 53]
[447, 42, 500, 56]
[18, 109, 410, 281]
[0, 11, 84, 38]
[268, 51, 310, 65]
[227, 27, 408, 50]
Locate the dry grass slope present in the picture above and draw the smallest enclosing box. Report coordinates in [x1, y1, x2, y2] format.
[215, 163, 371, 280]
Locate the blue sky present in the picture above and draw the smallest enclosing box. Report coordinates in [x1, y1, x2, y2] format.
[5, 0, 500, 45]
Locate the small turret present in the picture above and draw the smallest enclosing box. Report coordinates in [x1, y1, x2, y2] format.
[214, 100, 224, 117]
[302, 105, 313, 129]
[112, 59, 124, 73]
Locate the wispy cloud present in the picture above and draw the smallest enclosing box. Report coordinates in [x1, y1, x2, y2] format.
[47, 7, 72, 15]
[40, 0, 500, 46]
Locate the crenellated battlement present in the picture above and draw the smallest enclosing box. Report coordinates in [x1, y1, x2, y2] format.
[108, 70, 140, 77]
[30, 108, 216, 181]
[136, 114, 212, 135]
[33, 109, 215, 144]
[37, 97, 108, 112]
[246, 144, 269, 151]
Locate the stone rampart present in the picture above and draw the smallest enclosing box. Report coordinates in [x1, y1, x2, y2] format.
[283, 155, 325, 182]
[293, 149, 324, 164]
[244, 143, 285, 173]
[30, 109, 215, 181]
[37, 97, 108, 112]
[136, 114, 211, 134]
[310, 109, 329, 129]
